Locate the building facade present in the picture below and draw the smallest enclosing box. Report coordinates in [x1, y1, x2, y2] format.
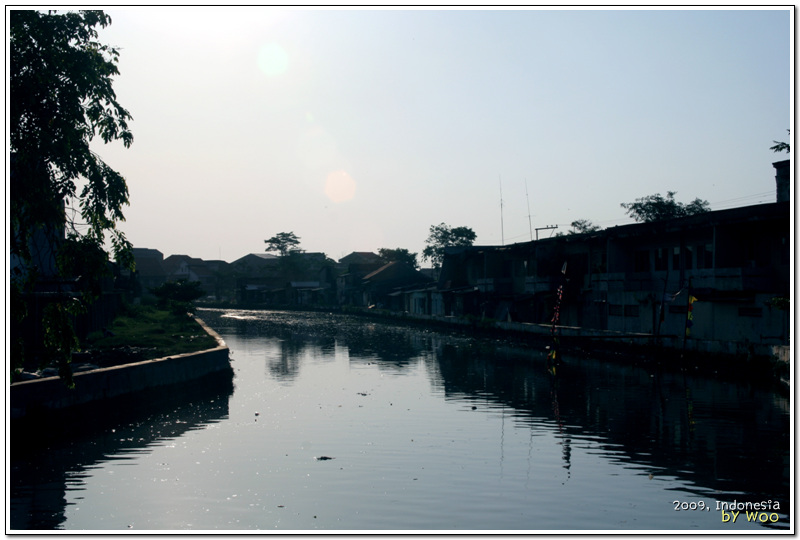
[436, 200, 790, 356]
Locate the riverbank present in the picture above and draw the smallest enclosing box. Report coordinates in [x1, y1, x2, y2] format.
[340, 306, 790, 384]
[13, 305, 221, 383]
[9, 317, 233, 423]
[207, 304, 788, 387]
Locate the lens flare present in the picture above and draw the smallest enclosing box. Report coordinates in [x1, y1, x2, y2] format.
[325, 170, 356, 203]
[257, 43, 289, 77]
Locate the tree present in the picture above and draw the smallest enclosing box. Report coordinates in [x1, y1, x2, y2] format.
[10, 10, 134, 383]
[151, 280, 206, 317]
[770, 129, 790, 153]
[378, 247, 419, 269]
[421, 223, 476, 270]
[264, 231, 301, 257]
[620, 192, 710, 223]
[568, 219, 601, 235]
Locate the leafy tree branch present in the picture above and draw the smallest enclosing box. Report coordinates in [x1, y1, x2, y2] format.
[421, 223, 476, 270]
[378, 248, 419, 269]
[10, 10, 134, 380]
[770, 129, 790, 154]
[621, 192, 710, 223]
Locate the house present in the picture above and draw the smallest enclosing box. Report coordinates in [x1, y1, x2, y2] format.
[230, 253, 281, 276]
[597, 200, 790, 353]
[161, 255, 214, 296]
[164, 254, 206, 281]
[232, 252, 336, 306]
[230, 254, 283, 303]
[436, 191, 790, 356]
[336, 252, 385, 306]
[361, 261, 434, 309]
[338, 251, 384, 268]
[131, 248, 167, 298]
[200, 259, 234, 301]
[437, 244, 528, 320]
[283, 253, 337, 306]
[290, 281, 327, 306]
[405, 285, 444, 316]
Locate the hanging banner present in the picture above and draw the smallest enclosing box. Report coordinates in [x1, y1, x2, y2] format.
[685, 293, 698, 337]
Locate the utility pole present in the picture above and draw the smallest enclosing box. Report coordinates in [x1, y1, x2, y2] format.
[535, 225, 558, 241]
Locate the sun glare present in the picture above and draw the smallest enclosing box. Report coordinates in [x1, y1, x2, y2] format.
[257, 42, 289, 77]
[325, 170, 357, 203]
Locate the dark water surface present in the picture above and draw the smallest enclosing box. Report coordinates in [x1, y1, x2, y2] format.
[9, 309, 790, 531]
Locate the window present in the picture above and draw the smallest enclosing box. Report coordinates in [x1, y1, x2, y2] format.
[608, 304, 623, 317]
[672, 247, 681, 270]
[697, 244, 713, 269]
[624, 305, 640, 317]
[655, 247, 668, 271]
[684, 246, 693, 270]
[738, 307, 763, 317]
[634, 250, 650, 272]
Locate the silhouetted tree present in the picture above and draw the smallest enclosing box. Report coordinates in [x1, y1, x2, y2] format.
[421, 223, 476, 270]
[265, 232, 301, 257]
[10, 10, 134, 383]
[568, 219, 601, 234]
[378, 247, 419, 269]
[151, 280, 205, 316]
[621, 192, 710, 223]
[770, 129, 790, 153]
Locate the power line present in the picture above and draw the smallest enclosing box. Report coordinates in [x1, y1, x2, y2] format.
[502, 189, 779, 242]
[708, 191, 776, 210]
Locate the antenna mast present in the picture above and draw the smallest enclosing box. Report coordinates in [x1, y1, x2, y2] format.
[525, 178, 533, 241]
[499, 175, 505, 245]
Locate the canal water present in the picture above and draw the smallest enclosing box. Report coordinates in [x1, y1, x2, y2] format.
[10, 309, 790, 532]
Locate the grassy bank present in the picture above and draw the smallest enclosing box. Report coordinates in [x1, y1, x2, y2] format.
[81, 305, 219, 368]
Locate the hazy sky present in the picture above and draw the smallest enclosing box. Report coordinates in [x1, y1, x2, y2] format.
[88, 7, 791, 264]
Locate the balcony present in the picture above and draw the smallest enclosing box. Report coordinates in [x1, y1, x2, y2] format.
[590, 267, 783, 294]
[476, 277, 513, 294]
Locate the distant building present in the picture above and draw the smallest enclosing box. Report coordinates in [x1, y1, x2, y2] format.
[336, 252, 385, 306]
[361, 261, 434, 309]
[338, 251, 384, 267]
[232, 252, 336, 305]
[230, 253, 280, 278]
[131, 248, 167, 298]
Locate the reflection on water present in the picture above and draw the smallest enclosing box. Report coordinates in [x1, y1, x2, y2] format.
[436, 340, 789, 505]
[10, 373, 235, 530]
[9, 309, 790, 531]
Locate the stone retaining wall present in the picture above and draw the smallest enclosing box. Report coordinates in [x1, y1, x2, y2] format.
[10, 318, 231, 420]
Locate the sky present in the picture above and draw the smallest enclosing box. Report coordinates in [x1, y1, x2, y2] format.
[83, 7, 791, 264]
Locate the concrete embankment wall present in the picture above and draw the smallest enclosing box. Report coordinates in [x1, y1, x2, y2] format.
[343, 307, 790, 365]
[10, 318, 231, 420]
